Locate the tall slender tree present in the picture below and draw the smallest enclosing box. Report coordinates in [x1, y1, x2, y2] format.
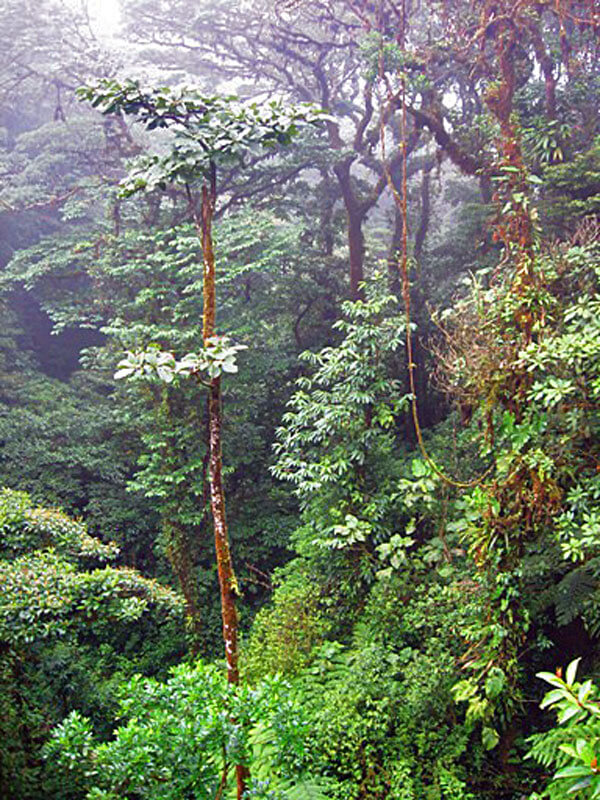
[81, 78, 320, 798]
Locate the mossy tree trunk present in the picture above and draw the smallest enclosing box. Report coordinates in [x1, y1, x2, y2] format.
[197, 165, 247, 798]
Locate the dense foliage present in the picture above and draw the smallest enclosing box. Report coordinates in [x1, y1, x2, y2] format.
[0, 488, 183, 798]
[1, 0, 600, 798]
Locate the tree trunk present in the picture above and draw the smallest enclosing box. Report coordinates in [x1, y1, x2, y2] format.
[414, 164, 432, 262]
[206, 376, 240, 685]
[334, 159, 365, 300]
[347, 208, 365, 301]
[199, 168, 247, 799]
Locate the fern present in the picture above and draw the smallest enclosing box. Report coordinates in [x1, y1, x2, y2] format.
[242, 776, 334, 800]
[555, 565, 597, 626]
[248, 720, 282, 783]
[283, 778, 335, 800]
[295, 642, 353, 704]
[246, 712, 336, 800]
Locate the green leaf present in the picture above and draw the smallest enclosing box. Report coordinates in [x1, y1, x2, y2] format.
[411, 459, 427, 477]
[537, 671, 566, 689]
[221, 360, 238, 374]
[156, 366, 174, 383]
[555, 765, 593, 779]
[114, 367, 135, 380]
[579, 680, 593, 703]
[485, 667, 506, 700]
[559, 705, 584, 725]
[540, 688, 569, 709]
[482, 726, 499, 750]
[452, 680, 477, 702]
[566, 658, 581, 687]
[568, 777, 593, 792]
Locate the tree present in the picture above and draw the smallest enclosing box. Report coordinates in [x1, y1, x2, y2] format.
[0, 487, 183, 799]
[80, 77, 322, 798]
[121, 0, 438, 298]
[0, 0, 113, 122]
[46, 662, 333, 800]
[272, 278, 409, 567]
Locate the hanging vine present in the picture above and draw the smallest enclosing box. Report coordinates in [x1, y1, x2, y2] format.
[365, 0, 600, 747]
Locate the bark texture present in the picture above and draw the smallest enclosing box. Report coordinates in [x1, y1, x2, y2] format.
[198, 167, 247, 799]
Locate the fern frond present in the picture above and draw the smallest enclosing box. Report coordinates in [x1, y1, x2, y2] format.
[555, 566, 596, 627]
[283, 777, 335, 800]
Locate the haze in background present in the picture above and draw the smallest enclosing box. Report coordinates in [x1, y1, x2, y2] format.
[88, 0, 121, 39]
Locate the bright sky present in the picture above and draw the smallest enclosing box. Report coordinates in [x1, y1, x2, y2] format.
[87, 0, 121, 39]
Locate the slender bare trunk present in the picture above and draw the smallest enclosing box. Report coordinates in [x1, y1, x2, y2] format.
[198, 167, 247, 799]
[206, 376, 240, 684]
